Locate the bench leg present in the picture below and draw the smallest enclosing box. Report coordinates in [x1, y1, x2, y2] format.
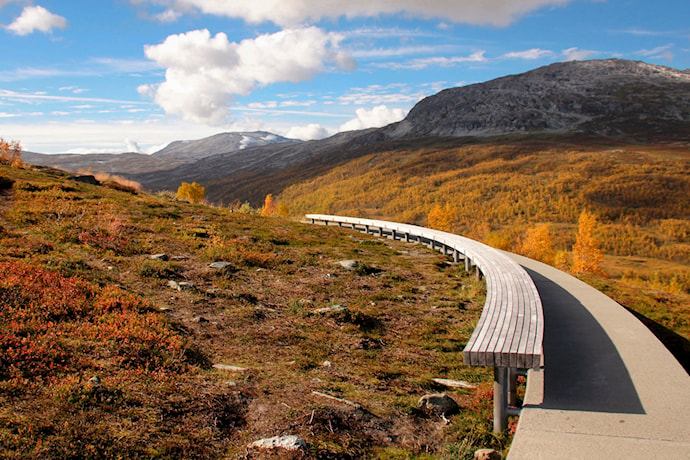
[493, 367, 508, 433]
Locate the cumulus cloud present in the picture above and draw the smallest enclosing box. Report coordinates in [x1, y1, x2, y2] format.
[139, 27, 355, 124]
[141, 0, 572, 27]
[286, 123, 330, 140]
[6, 5, 67, 36]
[339, 105, 406, 132]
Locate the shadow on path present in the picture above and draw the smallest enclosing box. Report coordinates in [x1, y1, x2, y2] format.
[524, 268, 645, 414]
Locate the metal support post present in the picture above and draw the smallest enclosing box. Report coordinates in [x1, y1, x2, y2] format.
[494, 367, 508, 433]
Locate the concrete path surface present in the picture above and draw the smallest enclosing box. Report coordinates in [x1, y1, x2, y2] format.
[504, 254, 690, 459]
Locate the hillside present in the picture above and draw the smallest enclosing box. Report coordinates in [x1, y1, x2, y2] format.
[0, 159, 513, 458]
[23, 59, 690, 206]
[279, 135, 690, 367]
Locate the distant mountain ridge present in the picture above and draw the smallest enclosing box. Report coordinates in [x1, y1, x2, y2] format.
[383, 59, 690, 139]
[152, 131, 296, 160]
[23, 131, 297, 175]
[23, 59, 690, 204]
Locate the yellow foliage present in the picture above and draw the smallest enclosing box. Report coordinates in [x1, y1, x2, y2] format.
[0, 138, 22, 167]
[520, 223, 555, 264]
[572, 211, 606, 276]
[176, 182, 206, 204]
[276, 202, 290, 218]
[260, 193, 276, 217]
[427, 203, 456, 232]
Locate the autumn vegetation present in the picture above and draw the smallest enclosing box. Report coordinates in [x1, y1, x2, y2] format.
[176, 181, 206, 203]
[280, 136, 690, 360]
[0, 158, 508, 458]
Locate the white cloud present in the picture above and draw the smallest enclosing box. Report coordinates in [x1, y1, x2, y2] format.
[285, 123, 330, 140]
[376, 50, 487, 70]
[636, 44, 674, 62]
[562, 47, 597, 61]
[154, 9, 181, 23]
[502, 48, 553, 60]
[141, 0, 572, 27]
[6, 5, 67, 36]
[0, 0, 15, 9]
[339, 105, 406, 132]
[125, 138, 143, 153]
[139, 27, 355, 124]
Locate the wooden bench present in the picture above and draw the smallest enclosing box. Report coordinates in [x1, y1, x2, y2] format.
[306, 214, 544, 432]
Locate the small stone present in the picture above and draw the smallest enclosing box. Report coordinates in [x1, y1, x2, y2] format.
[433, 378, 478, 389]
[213, 364, 248, 373]
[248, 435, 306, 451]
[178, 282, 195, 290]
[209, 261, 234, 270]
[321, 360, 333, 368]
[474, 448, 502, 460]
[337, 260, 359, 270]
[418, 393, 460, 416]
[87, 376, 101, 386]
[150, 253, 169, 261]
[167, 280, 181, 291]
[191, 316, 209, 323]
[313, 305, 349, 315]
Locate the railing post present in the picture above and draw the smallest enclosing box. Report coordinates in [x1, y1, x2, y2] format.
[494, 367, 508, 433]
[465, 256, 471, 272]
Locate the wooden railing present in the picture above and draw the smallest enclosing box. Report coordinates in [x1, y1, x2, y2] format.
[306, 214, 544, 432]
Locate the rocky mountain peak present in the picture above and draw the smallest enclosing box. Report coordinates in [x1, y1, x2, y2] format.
[385, 59, 690, 140]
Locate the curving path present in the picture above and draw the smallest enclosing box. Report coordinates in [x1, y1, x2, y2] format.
[505, 254, 690, 459]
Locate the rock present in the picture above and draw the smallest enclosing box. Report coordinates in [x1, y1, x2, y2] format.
[209, 261, 234, 270]
[321, 360, 333, 368]
[474, 448, 502, 460]
[213, 364, 248, 373]
[87, 376, 101, 386]
[70, 175, 100, 185]
[167, 280, 194, 291]
[248, 435, 306, 451]
[167, 280, 181, 291]
[337, 259, 359, 270]
[191, 316, 209, 323]
[313, 305, 349, 315]
[432, 378, 478, 389]
[418, 393, 460, 416]
[150, 253, 169, 261]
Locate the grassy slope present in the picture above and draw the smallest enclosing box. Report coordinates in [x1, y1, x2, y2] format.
[279, 136, 690, 368]
[0, 163, 509, 459]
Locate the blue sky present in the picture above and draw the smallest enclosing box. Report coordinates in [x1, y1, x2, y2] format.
[0, 0, 688, 154]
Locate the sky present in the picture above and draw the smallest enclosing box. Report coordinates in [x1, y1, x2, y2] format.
[0, 0, 688, 154]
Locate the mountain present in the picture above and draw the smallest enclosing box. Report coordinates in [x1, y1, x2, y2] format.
[22, 131, 297, 175]
[383, 59, 690, 139]
[23, 59, 690, 204]
[151, 131, 296, 160]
